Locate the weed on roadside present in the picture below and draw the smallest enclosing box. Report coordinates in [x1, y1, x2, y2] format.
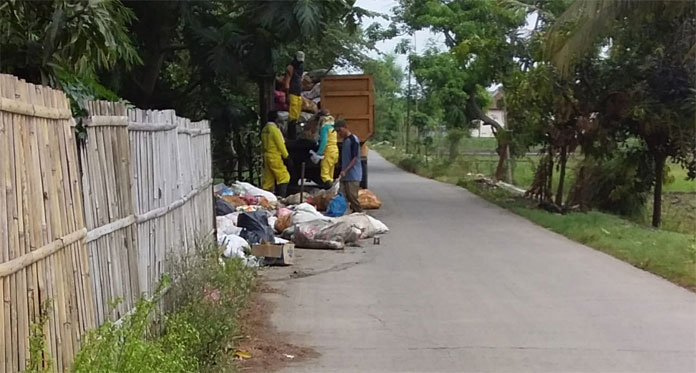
[71, 242, 256, 372]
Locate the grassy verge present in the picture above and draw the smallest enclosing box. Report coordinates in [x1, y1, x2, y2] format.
[69, 242, 256, 373]
[375, 144, 696, 291]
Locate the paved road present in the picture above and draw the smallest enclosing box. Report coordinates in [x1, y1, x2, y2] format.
[265, 152, 696, 372]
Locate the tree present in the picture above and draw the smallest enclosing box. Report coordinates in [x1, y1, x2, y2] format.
[546, 0, 696, 226]
[0, 0, 140, 109]
[394, 0, 528, 179]
[361, 54, 406, 143]
[545, 0, 696, 76]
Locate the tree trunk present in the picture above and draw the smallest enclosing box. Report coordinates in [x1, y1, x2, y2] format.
[495, 144, 507, 181]
[652, 154, 666, 227]
[468, 95, 507, 181]
[555, 145, 568, 206]
[258, 77, 273, 127]
[546, 147, 554, 201]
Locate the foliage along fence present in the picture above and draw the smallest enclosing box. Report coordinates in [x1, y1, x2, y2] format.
[0, 74, 213, 372]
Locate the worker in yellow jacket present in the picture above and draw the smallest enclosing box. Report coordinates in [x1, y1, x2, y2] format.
[311, 114, 339, 188]
[261, 111, 290, 197]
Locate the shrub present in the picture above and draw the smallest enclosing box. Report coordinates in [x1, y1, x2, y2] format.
[568, 149, 654, 217]
[72, 242, 256, 373]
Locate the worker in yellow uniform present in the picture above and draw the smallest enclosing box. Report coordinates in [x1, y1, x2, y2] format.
[261, 111, 290, 197]
[284, 51, 304, 139]
[310, 114, 339, 189]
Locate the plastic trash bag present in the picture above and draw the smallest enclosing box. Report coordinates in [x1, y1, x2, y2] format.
[335, 213, 389, 239]
[216, 212, 242, 236]
[276, 207, 292, 218]
[358, 189, 382, 210]
[267, 216, 278, 231]
[238, 211, 275, 244]
[215, 197, 235, 216]
[291, 203, 334, 225]
[274, 214, 292, 233]
[219, 233, 250, 259]
[291, 220, 343, 249]
[234, 181, 277, 202]
[326, 194, 347, 217]
[283, 193, 309, 206]
[309, 149, 324, 164]
[291, 220, 361, 250]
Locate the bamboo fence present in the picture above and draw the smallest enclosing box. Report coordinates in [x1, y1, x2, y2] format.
[0, 74, 94, 372]
[0, 72, 213, 372]
[78, 101, 139, 325]
[127, 108, 213, 296]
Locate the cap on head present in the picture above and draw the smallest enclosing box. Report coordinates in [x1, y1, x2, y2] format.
[333, 119, 347, 129]
[295, 51, 305, 62]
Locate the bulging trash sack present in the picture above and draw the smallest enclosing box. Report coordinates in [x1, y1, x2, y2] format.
[291, 203, 334, 225]
[291, 220, 361, 250]
[238, 210, 275, 245]
[335, 213, 389, 239]
[216, 212, 242, 236]
[234, 181, 277, 202]
[219, 233, 251, 259]
[358, 189, 382, 210]
[274, 213, 292, 233]
[215, 197, 235, 216]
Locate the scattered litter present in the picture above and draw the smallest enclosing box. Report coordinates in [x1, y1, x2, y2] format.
[234, 350, 252, 360]
[252, 242, 294, 265]
[283, 354, 295, 359]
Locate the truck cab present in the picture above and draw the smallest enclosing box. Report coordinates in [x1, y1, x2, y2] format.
[285, 74, 374, 191]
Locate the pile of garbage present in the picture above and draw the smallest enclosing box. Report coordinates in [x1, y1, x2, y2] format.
[214, 181, 388, 266]
[274, 71, 325, 136]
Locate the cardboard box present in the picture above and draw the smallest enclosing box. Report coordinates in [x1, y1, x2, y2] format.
[251, 242, 294, 266]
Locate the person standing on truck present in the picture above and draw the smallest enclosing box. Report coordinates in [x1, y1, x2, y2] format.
[284, 51, 304, 139]
[334, 120, 363, 213]
[316, 114, 339, 188]
[261, 111, 290, 197]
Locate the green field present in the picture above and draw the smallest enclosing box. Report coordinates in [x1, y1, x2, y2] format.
[375, 143, 696, 290]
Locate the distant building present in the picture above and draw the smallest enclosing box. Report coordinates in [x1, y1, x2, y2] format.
[471, 88, 505, 138]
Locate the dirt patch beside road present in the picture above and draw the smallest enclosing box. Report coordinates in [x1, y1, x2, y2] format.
[235, 284, 318, 372]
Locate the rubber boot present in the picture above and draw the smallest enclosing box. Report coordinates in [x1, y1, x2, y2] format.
[275, 183, 288, 198]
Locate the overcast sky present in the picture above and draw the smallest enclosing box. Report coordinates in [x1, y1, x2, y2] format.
[354, 0, 446, 72]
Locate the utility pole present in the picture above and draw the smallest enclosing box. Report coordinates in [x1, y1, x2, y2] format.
[405, 55, 411, 154]
[405, 33, 416, 154]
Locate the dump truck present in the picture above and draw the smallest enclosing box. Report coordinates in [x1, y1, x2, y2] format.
[286, 74, 374, 191]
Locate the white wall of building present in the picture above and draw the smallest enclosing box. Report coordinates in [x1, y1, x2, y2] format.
[470, 109, 506, 138]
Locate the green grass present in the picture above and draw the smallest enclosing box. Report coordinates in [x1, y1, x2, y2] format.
[463, 180, 696, 291]
[665, 164, 696, 193]
[375, 144, 696, 291]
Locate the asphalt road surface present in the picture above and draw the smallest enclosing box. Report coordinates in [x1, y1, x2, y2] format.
[264, 151, 696, 372]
